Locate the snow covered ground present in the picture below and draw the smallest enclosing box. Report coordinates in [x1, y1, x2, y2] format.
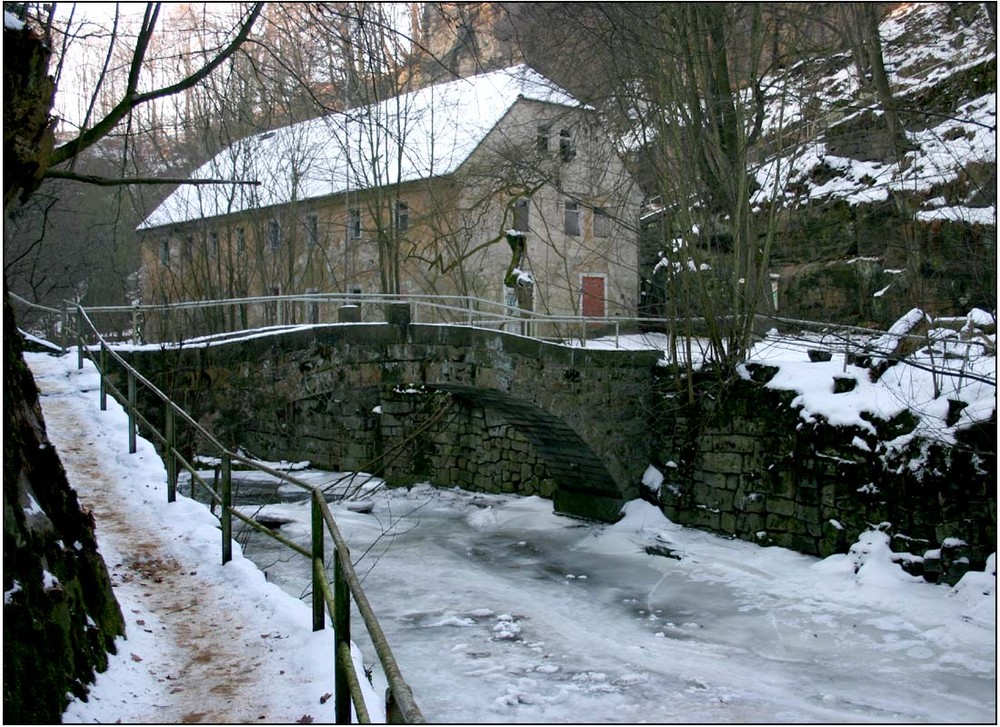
[26, 344, 995, 724]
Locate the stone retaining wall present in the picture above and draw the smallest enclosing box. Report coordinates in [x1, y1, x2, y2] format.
[651, 365, 996, 583]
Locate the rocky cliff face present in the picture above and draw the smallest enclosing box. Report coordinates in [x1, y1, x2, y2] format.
[4, 12, 126, 721]
[3, 297, 126, 720]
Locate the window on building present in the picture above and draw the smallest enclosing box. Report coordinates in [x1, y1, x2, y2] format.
[514, 198, 530, 233]
[559, 128, 575, 161]
[394, 201, 409, 233]
[183, 235, 194, 261]
[348, 208, 362, 240]
[306, 213, 319, 248]
[593, 208, 610, 238]
[236, 227, 246, 255]
[209, 231, 219, 256]
[537, 125, 550, 153]
[159, 239, 170, 265]
[268, 218, 281, 251]
[564, 201, 580, 236]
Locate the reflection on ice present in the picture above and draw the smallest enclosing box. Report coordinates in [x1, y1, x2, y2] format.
[235, 475, 996, 724]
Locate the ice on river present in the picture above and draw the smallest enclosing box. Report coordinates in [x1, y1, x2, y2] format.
[235, 477, 996, 724]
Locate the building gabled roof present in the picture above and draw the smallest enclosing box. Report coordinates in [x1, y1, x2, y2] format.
[138, 64, 583, 230]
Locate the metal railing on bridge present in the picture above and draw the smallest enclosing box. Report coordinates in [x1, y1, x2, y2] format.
[9, 290, 993, 382]
[26, 296, 425, 724]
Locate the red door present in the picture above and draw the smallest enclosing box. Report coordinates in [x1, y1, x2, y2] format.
[581, 275, 605, 318]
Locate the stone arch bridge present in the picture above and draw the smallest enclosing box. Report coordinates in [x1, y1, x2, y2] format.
[119, 323, 663, 522]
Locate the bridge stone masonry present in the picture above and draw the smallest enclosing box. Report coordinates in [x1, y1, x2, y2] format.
[118, 321, 663, 522]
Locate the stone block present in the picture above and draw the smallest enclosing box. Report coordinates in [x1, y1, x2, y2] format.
[735, 511, 766, 534]
[688, 507, 722, 531]
[701, 451, 744, 475]
[698, 471, 730, 491]
[720, 512, 737, 534]
[767, 497, 796, 517]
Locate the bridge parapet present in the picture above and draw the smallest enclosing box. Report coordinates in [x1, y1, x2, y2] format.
[117, 323, 662, 521]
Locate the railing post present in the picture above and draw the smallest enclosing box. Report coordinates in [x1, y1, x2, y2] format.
[127, 370, 137, 454]
[334, 545, 352, 724]
[60, 305, 67, 354]
[311, 495, 325, 632]
[221, 453, 232, 564]
[387, 684, 409, 724]
[132, 304, 140, 346]
[77, 307, 84, 370]
[165, 405, 177, 503]
[99, 345, 108, 411]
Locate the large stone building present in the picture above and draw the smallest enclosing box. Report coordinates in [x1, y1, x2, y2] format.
[138, 65, 640, 333]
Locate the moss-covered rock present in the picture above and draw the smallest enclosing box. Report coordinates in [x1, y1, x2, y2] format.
[3, 298, 125, 722]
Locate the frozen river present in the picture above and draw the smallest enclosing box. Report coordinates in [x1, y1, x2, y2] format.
[228, 472, 996, 724]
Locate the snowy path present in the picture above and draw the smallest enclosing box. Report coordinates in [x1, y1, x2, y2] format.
[28, 353, 360, 724]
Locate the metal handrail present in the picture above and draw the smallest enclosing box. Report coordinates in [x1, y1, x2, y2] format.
[70, 304, 424, 724]
[57, 289, 973, 345]
[12, 289, 993, 381]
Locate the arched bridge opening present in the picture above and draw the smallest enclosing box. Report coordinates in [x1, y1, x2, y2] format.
[380, 384, 627, 522]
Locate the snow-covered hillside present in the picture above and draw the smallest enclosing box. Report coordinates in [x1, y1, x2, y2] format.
[753, 3, 996, 225]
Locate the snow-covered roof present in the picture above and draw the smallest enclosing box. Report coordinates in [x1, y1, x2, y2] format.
[138, 65, 583, 231]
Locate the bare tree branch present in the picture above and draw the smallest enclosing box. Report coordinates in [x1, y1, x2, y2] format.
[50, 2, 264, 168]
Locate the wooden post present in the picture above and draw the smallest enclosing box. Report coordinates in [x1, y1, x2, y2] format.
[99, 345, 107, 411]
[386, 688, 405, 724]
[221, 454, 232, 564]
[165, 406, 177, 503]
[311, 496, 325, 632]
[127, 370, 137, 454]
[132, 305, 140, 345]
[334, 545, 352, 724]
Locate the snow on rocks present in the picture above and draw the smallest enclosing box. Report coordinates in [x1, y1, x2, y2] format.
[492, 614, 523, 641]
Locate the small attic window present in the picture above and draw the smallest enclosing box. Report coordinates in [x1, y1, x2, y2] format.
[514, 198, 530, 232]
[537, 125, 550, 153]
[260, 132, 276, 141]
[560, 129, 575, 162]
